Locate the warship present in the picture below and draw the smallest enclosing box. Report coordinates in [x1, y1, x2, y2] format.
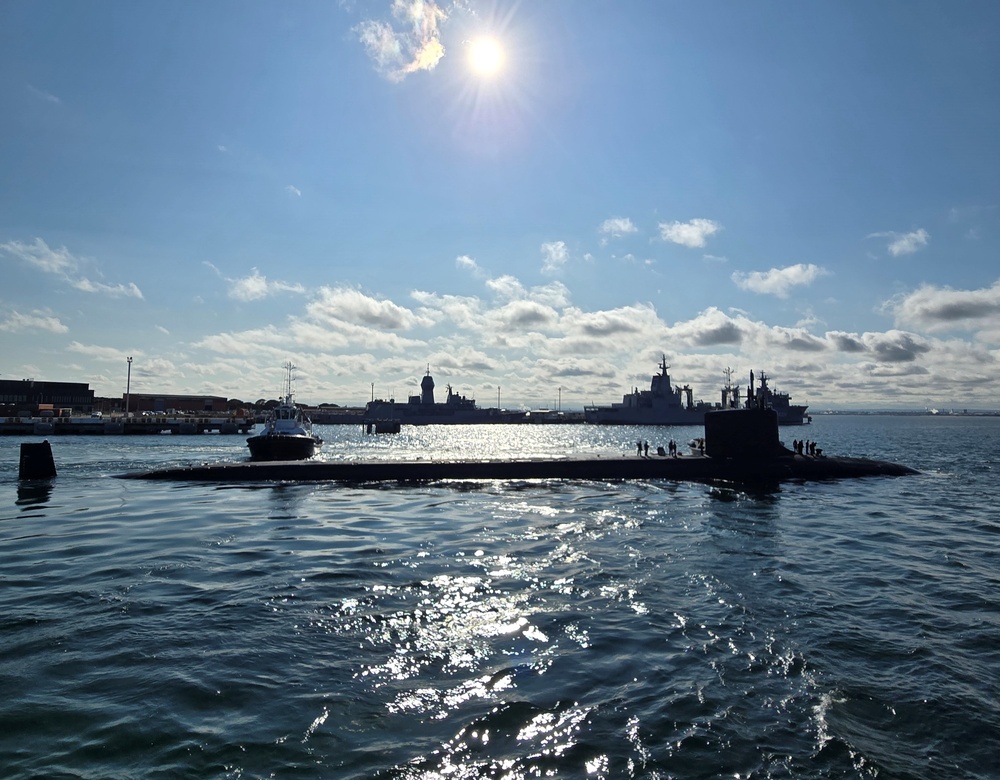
[584, 358, 809, 426]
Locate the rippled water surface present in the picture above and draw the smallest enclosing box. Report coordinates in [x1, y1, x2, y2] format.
[2, 416, 998, 779]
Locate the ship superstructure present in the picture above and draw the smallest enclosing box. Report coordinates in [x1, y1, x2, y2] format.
[363, 367, 527, 425]
[584, 358, 809, 426]
[584, 356, 717, 425]
[746, 370, 810, 425]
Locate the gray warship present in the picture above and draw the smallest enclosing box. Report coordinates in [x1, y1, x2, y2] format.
[584, 358, 809, 426]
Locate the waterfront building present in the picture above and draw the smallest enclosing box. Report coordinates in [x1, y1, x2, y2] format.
[124, 393, 230, 414]
[0, 378, 95, 414]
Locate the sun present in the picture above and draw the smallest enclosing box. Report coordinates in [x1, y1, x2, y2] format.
[467, 36, 505, 78]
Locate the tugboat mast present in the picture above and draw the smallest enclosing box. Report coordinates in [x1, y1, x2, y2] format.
[282, 361, 297, 403]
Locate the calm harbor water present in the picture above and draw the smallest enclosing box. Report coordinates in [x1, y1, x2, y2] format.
[1, 415, 998, 779]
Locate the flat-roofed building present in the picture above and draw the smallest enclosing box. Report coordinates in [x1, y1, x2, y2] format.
[126, 393, 229, 414]
[0, 379, 95, 413]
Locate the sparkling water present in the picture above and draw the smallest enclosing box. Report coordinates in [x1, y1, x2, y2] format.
[2, 415, 998, 778]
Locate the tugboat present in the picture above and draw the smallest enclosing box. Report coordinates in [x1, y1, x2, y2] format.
[246, 362, 323, 461]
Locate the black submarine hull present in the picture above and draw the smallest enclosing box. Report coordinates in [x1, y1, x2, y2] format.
[120, 409, 917, 485]
[121, 452, 916, 484]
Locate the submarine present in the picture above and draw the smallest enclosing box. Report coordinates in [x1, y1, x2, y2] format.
[121, 407, 917, 485]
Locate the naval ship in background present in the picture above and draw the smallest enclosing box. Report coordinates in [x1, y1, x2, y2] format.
[584, 357, 809, 426]
[363, 368, 528, 425]
[749, 369, 811, 426]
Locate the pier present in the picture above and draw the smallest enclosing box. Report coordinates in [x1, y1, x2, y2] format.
[1, 414, 255, 436]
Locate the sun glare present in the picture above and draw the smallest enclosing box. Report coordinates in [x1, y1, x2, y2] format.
[467, 36, 505, 78]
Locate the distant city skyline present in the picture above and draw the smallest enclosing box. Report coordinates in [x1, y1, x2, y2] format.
[2, 1, 999, 410]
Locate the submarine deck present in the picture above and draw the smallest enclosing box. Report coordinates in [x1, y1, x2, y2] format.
[121, 452, 918, 484]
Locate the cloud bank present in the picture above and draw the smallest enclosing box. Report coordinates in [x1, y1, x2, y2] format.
[886, 279, 1000, 336]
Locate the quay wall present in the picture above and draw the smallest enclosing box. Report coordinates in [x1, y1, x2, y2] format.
[1, 415, 255, 436]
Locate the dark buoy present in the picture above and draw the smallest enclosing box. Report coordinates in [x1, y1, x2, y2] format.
[19, 440, 57, 480]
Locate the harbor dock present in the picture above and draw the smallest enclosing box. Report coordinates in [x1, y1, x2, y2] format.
[1, 414, 255, 436]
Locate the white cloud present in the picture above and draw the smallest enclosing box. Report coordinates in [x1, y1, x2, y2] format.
[70, 258, 999, 409]
[662, 307, 932, 365]
[229, 269, 306, 301]
[1, 237, 77, 274]
[0, 309, 68, 333]
[731, 263, 829, 298]
[540, 241, 569, 274]
[195, 326, 284, 355]
[493, 300, 559, 330]
[355, 0, 447, 82]
[412, 290, 482, 331]
[869, 228, 930, 256]
[527, 281, 572, 309]
[285, 184, 302, 197]
[884, 279, 1000, 333]
[146, 357, 182, 376]
[566, 306, 652, 338]
[824, 329, 934, 362]
[482, 273, 570, 309]
[455, 254, 486, 278]
[306, 285, 428, 330]
[599, 217, 638, 240]
[1, 237, 143, 298]
[72, 279, 144, 299]
[859, 330, 932, 362]
[486, 274, 526, 300]
[67, 342, 138, 362]
[669, 307, 745, 347]
[658, 218, 721, 248]
[27, 84, 61, 104]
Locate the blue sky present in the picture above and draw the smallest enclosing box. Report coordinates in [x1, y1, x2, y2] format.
[2, 0, 999, 410]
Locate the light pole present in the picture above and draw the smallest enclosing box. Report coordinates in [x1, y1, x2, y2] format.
[497, 385, 501, 409]
[558, 387, 562, 412]
[125, 356, 132, 418]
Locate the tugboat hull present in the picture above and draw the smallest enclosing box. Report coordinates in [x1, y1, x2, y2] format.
[246, 433, 321, 461]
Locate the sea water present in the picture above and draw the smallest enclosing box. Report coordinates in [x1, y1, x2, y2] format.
[1, 415, 998, 779]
